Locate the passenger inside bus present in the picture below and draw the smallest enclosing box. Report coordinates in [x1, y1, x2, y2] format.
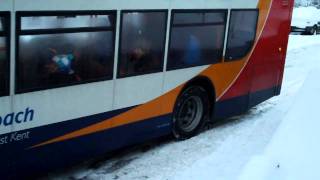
[16, 14, 116, 91]
[40, 45, 81, 85]
[128, 47, 151, 74]
[118, 11, 166, 77]
[121, 38, 157, 76]
[167, 12, 226, 70]
[184, 35, 201, 65]
[168, 27, 224, 69]
[18, 31, 114, 91]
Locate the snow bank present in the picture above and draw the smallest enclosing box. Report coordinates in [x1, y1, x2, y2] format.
[238, 69, 320, 180]
[287, 35, 320, 51]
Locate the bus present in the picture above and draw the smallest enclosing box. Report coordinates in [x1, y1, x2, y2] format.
[0, 0, 294, 179]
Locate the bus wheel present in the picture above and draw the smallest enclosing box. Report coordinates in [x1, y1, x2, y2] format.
[172, 86, 210, 139]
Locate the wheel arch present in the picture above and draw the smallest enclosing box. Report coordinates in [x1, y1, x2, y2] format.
[179, 75, 216, 120]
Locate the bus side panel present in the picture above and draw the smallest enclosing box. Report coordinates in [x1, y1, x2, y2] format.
[215, 0, 293, 118]
[0, 0, 11, 11]
[0, 97, 15, 179]
[249, 0, 293, 107]
[218, 0, 293, 114]
[0, 1, 13, 176]
[0, 108, 172, 179]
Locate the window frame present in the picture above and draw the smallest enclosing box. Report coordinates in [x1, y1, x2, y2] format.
[0, 12, 10, 97]
[225, 9, 259, 61]
[167, 9, 228, 71]
[15, 10, 117, 94]
[117, 9, 168, 78]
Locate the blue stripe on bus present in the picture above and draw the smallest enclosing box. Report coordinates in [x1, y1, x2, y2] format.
[0, 113, 172, 179]
[0, 106, 136, 179]
[214, 86, 279, 119]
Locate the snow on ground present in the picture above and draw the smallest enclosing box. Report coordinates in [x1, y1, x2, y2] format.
[238, 69, 320, 180]
[49, 35, 320, 180]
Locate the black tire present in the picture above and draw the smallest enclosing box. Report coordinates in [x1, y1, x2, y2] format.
[172, 86, 210, 139]
[309, 26, 317, 35]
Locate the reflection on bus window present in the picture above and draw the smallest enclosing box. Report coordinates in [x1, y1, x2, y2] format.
[17, 12, 116, 92]
[21, 15, 114, 30]
[167, 11, 227, 70]
[118, 11, 167, 77]
[0, 14, 9, 96]
[0, 17, 4, 31]
[0, 37, 8, 96]
[173, 12, 225, 25]
[225, 10, 258, 61]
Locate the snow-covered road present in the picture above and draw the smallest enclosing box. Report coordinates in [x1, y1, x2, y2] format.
[49, 35, 320, 180]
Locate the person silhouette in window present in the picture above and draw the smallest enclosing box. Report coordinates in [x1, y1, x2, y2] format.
[184, 35, 201, 66]
[125, 39, 153, 75]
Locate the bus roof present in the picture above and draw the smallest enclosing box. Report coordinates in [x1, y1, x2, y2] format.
[1, 0, 260, 11]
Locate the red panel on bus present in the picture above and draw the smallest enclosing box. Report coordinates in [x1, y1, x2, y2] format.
[220, 0, 294, 101]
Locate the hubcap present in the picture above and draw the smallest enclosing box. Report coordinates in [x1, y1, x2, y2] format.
[177, 96, 203, 132]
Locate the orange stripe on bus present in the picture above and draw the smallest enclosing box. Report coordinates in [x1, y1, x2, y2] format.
[30, 0, 272, 149]
[31, 85, 184, 149]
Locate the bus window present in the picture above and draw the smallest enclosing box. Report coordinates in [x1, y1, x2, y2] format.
[21, 15, 115, 30]
[0, 14, 9, 97]
[225, 10, 259, 61]
[0, 17, 4, 31]
[118, 11, 167, 78]
[16, 12, 116, 93]
[167, 10, 227, 70]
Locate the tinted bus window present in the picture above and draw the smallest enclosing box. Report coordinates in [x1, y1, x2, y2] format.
[16, 12, 116, 93]
[167, 10, 227, 70]
[225, 10, 259, 61]
[118, 11, 167, 78]
[0, 14, 9, 96]
[173, 12, 225, 25]
[0, 17, 4, 31]
[21, 15, 114, 30]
